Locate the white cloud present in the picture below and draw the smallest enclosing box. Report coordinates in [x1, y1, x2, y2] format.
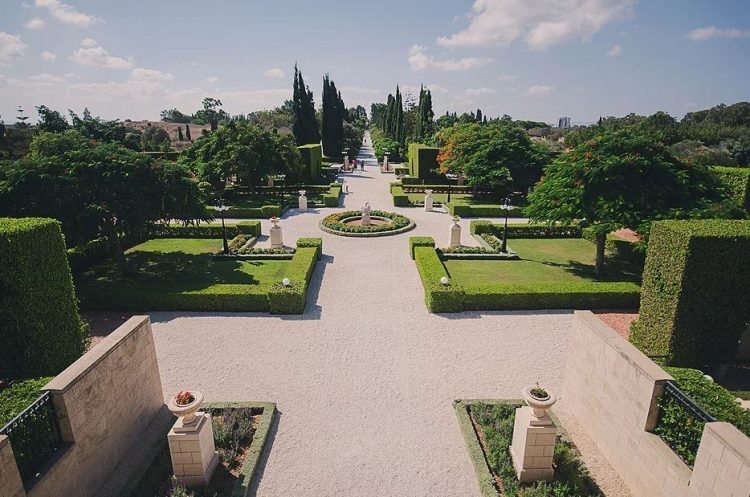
[607, 44, 622, 57]
[131, 68, 174, 83]
[437, 0, 636, 50]
[35, 0, 101, 27]
[25, 17, 46, 29]
[524, 84, 556, 96]
[497, 74, 517, 81]
[203, 76, 219, 84]
[263, 68, 285, 79]
[408, 44, 493, 71]
[688, 26, 750, 41]
[70, 39, 133, 69]
[41, 50, 56, 61]
[0, 32, 27, 64]
[465, 87, 496, 97]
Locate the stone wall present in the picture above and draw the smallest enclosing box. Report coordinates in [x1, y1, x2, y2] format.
[0, 436, 24, 497]
[0, 316, 164, 497]
[563, 311, 750, 497]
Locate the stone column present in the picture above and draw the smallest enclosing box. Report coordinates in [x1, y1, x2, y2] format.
[0, 436, 25, 497]
[424, 190, 434, 212]
[384, 155, 389, 171]
[270, 217, 283, 248]
[450, 216, 461, 247]
[298, 190, 308, 212]
[510, 406, 557, 482]
[168, 413, 219, 488]
[344, 157, 350, 171]
[267, 176, 274, 187]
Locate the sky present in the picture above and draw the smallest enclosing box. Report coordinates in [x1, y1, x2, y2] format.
[1, 0, 749, 125]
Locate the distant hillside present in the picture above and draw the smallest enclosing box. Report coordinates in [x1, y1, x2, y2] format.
[125, 120, 211, 151]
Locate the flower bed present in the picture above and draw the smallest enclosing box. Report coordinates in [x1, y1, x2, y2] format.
[319, 210, 415, 237]
[127, 402, 275, 497]
[454, 400, 601, 497]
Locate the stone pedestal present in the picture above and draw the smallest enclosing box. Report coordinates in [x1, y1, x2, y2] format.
[509, 406, 557, 482]
[267, 176, 274, 187]
[298, 191, 307, 212]
[383, 156, 389, 171]
[424, 190, 434, 211]
[168, 413, 219, 488]
[344, 157, 350, 171]
[270, 218, 283, 248]
[450, 216, 461, 247]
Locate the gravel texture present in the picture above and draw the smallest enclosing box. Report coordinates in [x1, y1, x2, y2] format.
[149, 134, 616, 496]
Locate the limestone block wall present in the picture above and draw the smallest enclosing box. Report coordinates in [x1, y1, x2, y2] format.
[0, 436, 24, 497]
[6, 315, 164, 497]
[563, 311, 750, 497]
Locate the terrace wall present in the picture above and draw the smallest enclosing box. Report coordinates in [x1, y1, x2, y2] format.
[0, 316, 164, 497]
[562, 311, 750, 497]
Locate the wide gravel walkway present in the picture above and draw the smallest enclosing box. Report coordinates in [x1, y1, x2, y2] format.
[151, 133, 574, 496]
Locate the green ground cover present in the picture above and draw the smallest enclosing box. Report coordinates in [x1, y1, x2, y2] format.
[0, 377, 51, 426]
[405, 192, 473, 203]
[445, 239, 641, 285]
[127, 238, 225, 255]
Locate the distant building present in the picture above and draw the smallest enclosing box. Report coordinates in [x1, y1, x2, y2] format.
[558, 116, 571, 129]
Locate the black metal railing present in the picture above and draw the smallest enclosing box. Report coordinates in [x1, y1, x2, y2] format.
[653, 381, 716, 466]
[0, 391, 63, 486]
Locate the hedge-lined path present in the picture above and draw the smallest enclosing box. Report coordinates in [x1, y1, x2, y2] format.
[150, 134, 598, 496]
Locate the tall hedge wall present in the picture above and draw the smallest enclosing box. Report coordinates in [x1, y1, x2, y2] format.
[0, 218, 88, 379]
[712, 166, 750, 211]
[298, 144, 323, 181]
[407, 143, 440, 180]
[630, 220, 750, 368]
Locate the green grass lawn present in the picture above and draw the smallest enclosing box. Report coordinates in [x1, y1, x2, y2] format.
[80, 238, 288, 291]
[445, 238, 641, 285]
[406, 192, 474, 203]
[229, 192, 326, 208]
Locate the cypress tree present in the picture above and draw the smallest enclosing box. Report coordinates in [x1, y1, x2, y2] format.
[177, 126, 184, 141]
[185, 123, 192, 142]
[292, 65, 320, 145]
[395, 86, 404, 146]
[385, 93, 395, 138]
[476, 108, 483, 123]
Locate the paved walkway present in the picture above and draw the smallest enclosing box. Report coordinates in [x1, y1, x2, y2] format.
[151, 133, 573, 496]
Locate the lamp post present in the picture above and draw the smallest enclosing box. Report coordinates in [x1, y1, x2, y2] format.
[500, 197, 513, 253]
[214, 198, 230, 254]
[279, 174, 286, 208]
[446, 173, 457, 203]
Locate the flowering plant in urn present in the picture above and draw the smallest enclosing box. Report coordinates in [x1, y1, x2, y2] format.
[522, 382, 556, 418]
[168, 390, 204, 425]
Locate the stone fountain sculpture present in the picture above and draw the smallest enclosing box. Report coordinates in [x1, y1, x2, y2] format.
[361, 203, 372, 226]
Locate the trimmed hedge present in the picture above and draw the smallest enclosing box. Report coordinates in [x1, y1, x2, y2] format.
[414, 245, 466, 313]
[225, 205, 281, 219]
[470, 220, 582, 238]
[298, 143, 323, 181]
[268, 241, 322, 314]
[655, 367, 750, 466]
[150, 221, 261, 239]
[394, 166, 409, 176]
[407, 143, 440, 180]
[296, 238, 323, 251]
[446, 201, 525, 218]
[323, 183, 342, 207]
[712, 166, 750, 211]
[0, 218, 88, 379]
[391, 185, 409, 207]
[630, 220, 750, 368]
[409, 236, 435, 259]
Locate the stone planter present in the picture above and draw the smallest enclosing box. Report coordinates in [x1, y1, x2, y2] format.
[168, 391, 204, 426]
[522, 386, 557, 419]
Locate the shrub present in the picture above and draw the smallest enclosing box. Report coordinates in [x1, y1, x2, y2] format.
[630, 220, 750, 368]
[0, 218, 88, 379]
[654, 367, 750, 465]
[581, 227, 646, 266]
[446, 201, 524, 218]
[150, 222, 261, 239]
[298, 143, 323, 181]
[0, 377, 52, 426]
[228, 234, 250, 253]
[394, 166, 409, 176]
[296, 238, 323, 255]
[408, 237, 435, 259]
[261, 205, 281, 218]
[321, 210, 412, 234]
[268, 243, 321, 314]
[391, 185, 409, 207]
[407, 143, 440, 180]
[413, 246, 466, 312]
[712, 166, 750, 211]
[470, 221, 582, 238]
[323, 183, 342, 207]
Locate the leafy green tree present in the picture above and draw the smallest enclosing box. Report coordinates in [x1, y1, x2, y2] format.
[437, 123, 550, 193]
[36, 105, 69, 133]
[292, 65, 320, 145]
[142, 125, 171, 152]
[181, 120, 303, 187]
[370, 103, 387, 129]
[68, 108, 141, 150]
[415, 85, 435, 143]
[193, 98, 226, 131]
[526, 129, 728, 276]
[160, 108, 192, 123]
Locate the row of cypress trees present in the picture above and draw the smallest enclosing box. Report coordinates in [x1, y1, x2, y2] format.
[384, 86, 404, 144]
[292, 64, 320, 146]
[414, 84, 434, 143]
[321, 74, 347, 157]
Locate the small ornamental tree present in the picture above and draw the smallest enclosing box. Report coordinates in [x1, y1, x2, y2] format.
[525, 129, 727, 277]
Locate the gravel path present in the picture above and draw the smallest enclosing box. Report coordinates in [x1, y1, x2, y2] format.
[150, 134, 579, 496]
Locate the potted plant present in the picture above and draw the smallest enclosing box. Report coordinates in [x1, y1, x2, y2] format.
[522, 383, 557, 418]
[168, 390, 204, 425]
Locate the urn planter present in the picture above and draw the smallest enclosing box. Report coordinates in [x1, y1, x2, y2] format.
[522, 385, 557, 419]
[168, 391, 204, 426]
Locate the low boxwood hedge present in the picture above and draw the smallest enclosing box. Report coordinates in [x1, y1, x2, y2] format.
[445, 201, 525, 218]
[268, 242, 322, 314]
[470, 220, 582, 238]
[320, 210, 414, 235]
[225, 205, 281, 219]
[391, 185, 409, 207]
[408, 236, 435, 259]
[654, 367, 750, 466]
[149, 221, 261, 239]
[414, 245, 466, 313]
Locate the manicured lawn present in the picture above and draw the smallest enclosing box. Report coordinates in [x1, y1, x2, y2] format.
[445, 238, 641, 285]
[80, 238, 288, 290]
[127, 238, 224, 255]
[406, 192, 473, 203]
